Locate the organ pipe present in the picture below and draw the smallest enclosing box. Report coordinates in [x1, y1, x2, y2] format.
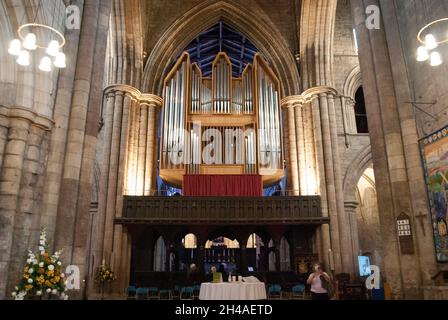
[160, 52, 283, 186]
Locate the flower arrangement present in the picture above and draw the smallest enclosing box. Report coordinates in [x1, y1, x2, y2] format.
[12, 227, 68, 300]
[94, 262, 116, 284]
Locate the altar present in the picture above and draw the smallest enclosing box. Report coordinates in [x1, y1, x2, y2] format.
[199, 282, 267, 300]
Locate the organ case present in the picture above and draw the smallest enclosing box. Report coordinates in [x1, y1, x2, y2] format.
[159, 52, 284, 187]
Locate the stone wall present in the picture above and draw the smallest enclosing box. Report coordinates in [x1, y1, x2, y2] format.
[393, 0, 448, 137]
[142, 0, 299, 60]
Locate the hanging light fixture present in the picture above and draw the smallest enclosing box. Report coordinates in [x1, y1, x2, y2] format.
[430, 51, 443, 67]
[54, 52, 66, 68]
[416, 46, 430, 62]
[416, 18, 448, 67]
[8, 39, 22, 56]
[7, 1, 67, 72]
[39, 56, 52, 72]
[46, 40, 60, 57]
[22, 33, 37, 50]
[16, 50, 31, 66]
[424, 34, 438, 50]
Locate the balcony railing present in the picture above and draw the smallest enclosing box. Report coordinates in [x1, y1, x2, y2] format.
[117, 195, 327, 225]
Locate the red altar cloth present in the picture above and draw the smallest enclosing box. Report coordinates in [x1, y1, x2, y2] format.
[183, 175, 263, 196]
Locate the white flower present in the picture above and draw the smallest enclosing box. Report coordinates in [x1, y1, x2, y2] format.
[11, 292, 16, 297]
[15, 292, 26, 300]
[39, 246, 44, 252]
[15, 286, 18, 291]
[52, 289, 58, 295]
[61, 273, 65, 278]
[46, 288, 52, 293]
[28, 268, 34, 274]
[39, 262, 44, 268]
[48, 265, 55, 271]
[57, 261, 62, 266]
[36, 291, 42, 296]
[63, 294, 69, 300]
[27, 278, 33, 284]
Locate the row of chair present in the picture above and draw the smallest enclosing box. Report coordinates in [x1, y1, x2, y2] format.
[126, 284, 306, 300]
[126, 285, 202, 300]
[267, 284, 306, 300]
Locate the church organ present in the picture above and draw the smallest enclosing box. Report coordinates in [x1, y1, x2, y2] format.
[160, 52, 284, 187]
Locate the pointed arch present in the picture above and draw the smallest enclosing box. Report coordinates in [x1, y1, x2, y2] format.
[343, 65, 362, 99]
[142, 0, 301, 97]
[343, 145, 373, 201]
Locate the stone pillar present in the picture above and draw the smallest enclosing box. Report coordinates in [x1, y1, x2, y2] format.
[328, 93, 353, 274]
[8, 125, 50, 293]
[282, 101, 300, 195]
[311, 99, 332, 269]
[94, 85, 162, 296]
[294, 102, 307, 195]
[0, 118, 30, 299]
[351, 0, 437, 298]
[317, 93, 342, 272]
[345, 200, 360, 277]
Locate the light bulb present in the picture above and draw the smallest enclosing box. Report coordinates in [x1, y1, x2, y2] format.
[430, 51, 442, 67]
[39, 56, 52, 72]
[425, 34, 438, 50]
[46, 40, 60, 57]
[416, 46, 430, 62]
[23, 33, 37, 50]
[16, 50, 30, 66]
[54, 52, 66, 68]
[8, 39, 22, 56]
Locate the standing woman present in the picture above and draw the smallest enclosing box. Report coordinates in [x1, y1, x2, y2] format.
[307, 263, 331, 300]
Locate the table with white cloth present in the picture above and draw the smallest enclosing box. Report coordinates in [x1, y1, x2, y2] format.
[199, 282, 267, 300]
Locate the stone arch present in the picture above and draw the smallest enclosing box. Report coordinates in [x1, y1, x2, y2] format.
[142, 0, 301, 97]
[343, 145, 373, 201]
[343, 65, 362, 99]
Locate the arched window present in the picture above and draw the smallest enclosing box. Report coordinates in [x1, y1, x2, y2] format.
[355, 87, 369, 133]
[154, 236, 166, 272]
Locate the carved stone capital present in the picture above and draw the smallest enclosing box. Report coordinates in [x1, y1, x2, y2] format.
[103, 84, 163, 108]
[0, 105, 54, 131]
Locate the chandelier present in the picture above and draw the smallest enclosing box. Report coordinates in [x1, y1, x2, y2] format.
[8, 1, 66, 72]
[416, 18, 448, 67]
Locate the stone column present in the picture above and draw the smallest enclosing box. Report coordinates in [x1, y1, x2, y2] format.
[311, 99, 332, 269]
[0, 118, 30, 299]
[351, 0, 436, 299]
[8, 125, 50, 293]
[345, 200, 360, 277]
[294, 102, 307, 195]
[281, 99, 300, 195]
[95, 85, 162, 296]
[328, 93, 353, 274]
[317, 93, 342, 272]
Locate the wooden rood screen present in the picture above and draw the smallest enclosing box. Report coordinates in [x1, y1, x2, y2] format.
[117, 196, 327, 225]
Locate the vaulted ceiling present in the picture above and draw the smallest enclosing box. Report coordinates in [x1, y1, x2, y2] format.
[180, 22, 259, 77]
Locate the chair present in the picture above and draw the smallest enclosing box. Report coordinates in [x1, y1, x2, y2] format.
[148, 287, 159, 300]
[125, 286, 137, 300]
[291, 284, 306, 300]
[268, 284, 282, 300]
[172, 285, 181, 300]
[180, 287, 194, 300]
[193, 285, 201, 300]
[159, 289, 173, 300]
[136, 287, 149, 300]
